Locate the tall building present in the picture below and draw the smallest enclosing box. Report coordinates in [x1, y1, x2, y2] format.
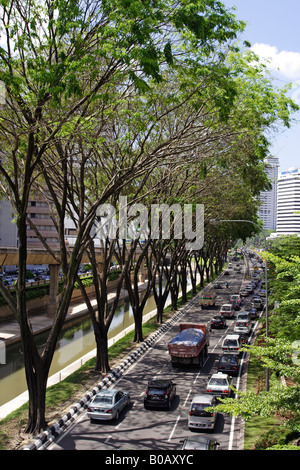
[276, 167, 300, 235]
[258, 156, 280, 230]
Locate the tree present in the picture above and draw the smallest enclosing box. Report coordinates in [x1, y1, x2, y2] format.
[0, 0, 248, 434]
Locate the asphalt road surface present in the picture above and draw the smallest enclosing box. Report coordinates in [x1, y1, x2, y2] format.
[49, 259, 261, 451]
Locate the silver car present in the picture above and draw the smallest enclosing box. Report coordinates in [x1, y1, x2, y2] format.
[188, 394, 218, 431]
[234, 319, 251, 336]
[206, 372, 233, 398]
[87, 389, 130, 421]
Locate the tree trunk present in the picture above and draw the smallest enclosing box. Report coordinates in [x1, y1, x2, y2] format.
[94, 324, 110, 374]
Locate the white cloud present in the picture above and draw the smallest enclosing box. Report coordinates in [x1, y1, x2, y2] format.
[251, 43, 300, 81]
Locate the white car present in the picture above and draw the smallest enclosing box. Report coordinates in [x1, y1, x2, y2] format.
[234, 319, 251, 336]
[206, 372, 233, 398]
[219, 304, 234, 318]
[222, 334, 241, 353]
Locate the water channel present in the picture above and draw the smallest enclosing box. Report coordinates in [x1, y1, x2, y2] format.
[0, 285, 176, 407]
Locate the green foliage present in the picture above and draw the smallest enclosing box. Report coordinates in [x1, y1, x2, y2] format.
[212, 237, 300, 449]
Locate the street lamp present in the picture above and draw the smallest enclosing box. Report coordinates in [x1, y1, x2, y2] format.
[210, 218, 269, 391]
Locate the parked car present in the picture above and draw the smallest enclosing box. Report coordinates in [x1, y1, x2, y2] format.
[144, 379, 176, 410]
[206, 372, 233, 398]
[234, 319, 251, 336]
[222, 334, 242, 353]
[87, 389, 130, 421]
[211, 315, 227, 329]
[217, 353, 240, 377]
[179, 436, 220, 450]
[219, 304, 235, 318]
[188, 394, 218, 431]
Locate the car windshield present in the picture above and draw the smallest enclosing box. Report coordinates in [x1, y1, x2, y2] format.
[222, 306, 231, 311]
[209, 378, 227, 386]
[236, 322, 247, 327]
[93, 395, 113, 404]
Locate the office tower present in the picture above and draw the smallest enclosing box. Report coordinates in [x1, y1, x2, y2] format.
[277, 167, 300, 235]
[258, 156, 280, 230]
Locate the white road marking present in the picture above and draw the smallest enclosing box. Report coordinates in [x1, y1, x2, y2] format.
[168, 415, 180, 441]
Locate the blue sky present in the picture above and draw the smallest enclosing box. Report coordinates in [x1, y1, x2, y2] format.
[222, 0, 300, 172]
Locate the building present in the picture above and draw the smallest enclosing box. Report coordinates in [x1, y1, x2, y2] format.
[276, 167, 300, 235]
[0, 199, 18, 247]
[258, 156, 280, 230]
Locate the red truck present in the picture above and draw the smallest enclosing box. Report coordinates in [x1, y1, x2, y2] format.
[167, 323, 210, 367]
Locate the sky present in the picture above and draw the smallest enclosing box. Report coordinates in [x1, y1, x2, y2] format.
[222, 0, 300, 172]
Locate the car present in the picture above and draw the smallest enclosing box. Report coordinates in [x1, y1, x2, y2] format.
[87, 389, 130, 421]
[234, 319, 251, 336]
[249, 307, 258, 319]
[206, 372, 233, 398]
[210, 315, 227, 329]
[213, 282, 223, 289]
[188, 394, 218, 431]
[251, 297, 263, 310]
[222, 334, 242, 353]
[230, 294, 242, 306]
[239, 289, 249, 297]
[217, 353, 240, 376]
[144, 379, 176, 410]
[258, 289, 266, 298]
[237, 311, 252, 322]
[219, 304, 235, 318]
[179, 436, 220, 450]
[231, 300, 240, 311]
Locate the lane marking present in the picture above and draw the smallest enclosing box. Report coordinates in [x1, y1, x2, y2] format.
[168, 415, 180, 441]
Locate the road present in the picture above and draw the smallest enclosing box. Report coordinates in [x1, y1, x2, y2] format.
[49, 259, 261, 452]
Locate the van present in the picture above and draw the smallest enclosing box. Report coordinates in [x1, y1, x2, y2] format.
[188, 394, 218, 431]
[199, 290, 216, 309]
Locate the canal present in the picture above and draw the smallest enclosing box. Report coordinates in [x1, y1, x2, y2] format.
[0, 288, 165, 407]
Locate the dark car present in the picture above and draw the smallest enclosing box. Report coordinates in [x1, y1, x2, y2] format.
[249, 307, 258, 319]
[217, 353, 240, 377]
[211, 315, 227, 329]
[213, 282, 223, 289]
[232, 300, 240, 311]
[179, 436, 220, 450]
[144, 379, 176, 410]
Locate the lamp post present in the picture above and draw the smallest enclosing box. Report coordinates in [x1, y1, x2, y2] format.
[210, 218, 269, 391]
